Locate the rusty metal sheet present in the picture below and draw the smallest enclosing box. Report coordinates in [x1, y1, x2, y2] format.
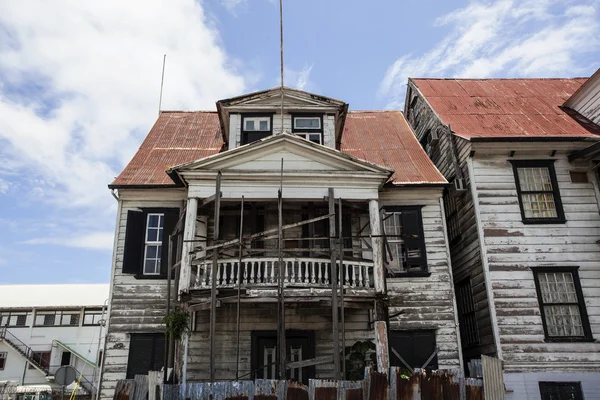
[481, 355, 504, 400]
[314, 387, 337, 400]
[286, 382, 309, 400]
[367, 370, 387, 400]
[113, 380, 136, 400]
[412, 78, 600, 140]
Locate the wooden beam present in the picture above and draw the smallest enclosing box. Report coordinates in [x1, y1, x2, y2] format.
[374, 321, 389, 373]
[286, 355, 334, 369]
[369, 199, 385, 294]
[569, 141, 600, 162]
[329, 188, 340, 380]
[178, 198, 198, 295]
[209, 172, 222, 382]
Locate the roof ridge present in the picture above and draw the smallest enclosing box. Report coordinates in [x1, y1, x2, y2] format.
[348, 110, 401, 113]
[159, 110, 217, 114]
[412, 77, 589, 81]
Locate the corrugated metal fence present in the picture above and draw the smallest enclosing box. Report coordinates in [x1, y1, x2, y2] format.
[158, 369, 486, 400]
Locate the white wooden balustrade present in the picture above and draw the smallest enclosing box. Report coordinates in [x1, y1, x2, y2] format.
[190, 257, 374, 290]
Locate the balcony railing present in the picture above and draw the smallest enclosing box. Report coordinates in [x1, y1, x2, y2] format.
[190, 257, 375, 291]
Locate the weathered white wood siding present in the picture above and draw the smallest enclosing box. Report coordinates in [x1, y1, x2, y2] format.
[380, 188, 462, 370]
[187, 303, 372, 381]
[564, 72, 600, 125]
[100, 189, 185, 400]
[471, 152, 600, 372]
[405, 81, 497, 360]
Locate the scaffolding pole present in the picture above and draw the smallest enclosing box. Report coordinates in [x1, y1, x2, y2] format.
[235, 196, 245, 380]
[338, 198, 346, 379]
[328, 188, 340, 379]
[277, 159, 286, 379]
[209, 172, 222, 382]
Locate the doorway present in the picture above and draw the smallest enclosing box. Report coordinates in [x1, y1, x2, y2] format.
[251, 330, 314, 384]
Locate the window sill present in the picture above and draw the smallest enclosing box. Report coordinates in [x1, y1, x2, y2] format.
[544, 337, 595, 343]
[133, 274, 168, 280]
[388, 271, 432, 278]
[521, 218, 567, 225]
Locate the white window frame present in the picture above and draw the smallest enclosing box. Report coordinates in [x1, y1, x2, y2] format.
[383, 212, 405, 274]
[295, 132, 322, 144]
[293, 116, 321, 130]
[143, 213, 164, 275]
[244, 117, 271, 132]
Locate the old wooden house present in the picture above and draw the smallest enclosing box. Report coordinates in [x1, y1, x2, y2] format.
[405, 74, 600, 399]
[98, 87, 463, 399]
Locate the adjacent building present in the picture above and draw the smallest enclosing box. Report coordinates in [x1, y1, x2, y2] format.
[99, 87, 462, 398]
[405, 75, 600, 399]
[0, 284, 108, 398]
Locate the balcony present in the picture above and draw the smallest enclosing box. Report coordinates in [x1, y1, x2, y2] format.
[189, 257, 375, 292]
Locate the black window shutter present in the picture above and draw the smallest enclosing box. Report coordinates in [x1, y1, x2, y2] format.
[123, 210, 146, 274]
[400, 208, 427, 271]
[160, 209, 180, 276]
[152, 335, 166, 371]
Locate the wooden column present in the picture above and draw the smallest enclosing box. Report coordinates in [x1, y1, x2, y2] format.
[178, 197, 198, 294]
[329, 188, 340, 379]
[374, 321, 390, 373]
[369, 199, 385, 293]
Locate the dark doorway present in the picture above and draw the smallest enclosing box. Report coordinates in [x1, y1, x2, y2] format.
[251, 330, 314, 385]
[60, 351, 71, 366]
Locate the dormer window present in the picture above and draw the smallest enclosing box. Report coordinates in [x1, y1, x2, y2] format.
[241, 115, 272, 145]
[292, 115, 323, 144]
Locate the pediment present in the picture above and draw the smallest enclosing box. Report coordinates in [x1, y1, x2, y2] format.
[218, 87, 346, 110]
[170, 134, 391, 177]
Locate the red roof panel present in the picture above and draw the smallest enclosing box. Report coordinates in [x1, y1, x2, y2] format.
[412, 78, 600, 139]
[111, 109, 446, 187]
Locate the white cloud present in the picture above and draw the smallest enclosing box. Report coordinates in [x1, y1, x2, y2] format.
[379, 0, 600, 109]
[21, 232, 115, 251]
[0, 0, 246, 256]
[281, 64, 314, 91]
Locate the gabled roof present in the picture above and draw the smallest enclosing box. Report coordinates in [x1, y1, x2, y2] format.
[110, 109, 446, 188]
[411, 78, 600, 141]
[217, 86, 347, 108]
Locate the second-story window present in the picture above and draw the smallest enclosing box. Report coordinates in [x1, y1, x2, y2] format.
[144, 213, 164, 275]
[83, 309, 104, 326]
[241, 115, 272, 145]
[122, 208, 179, 278]
[0, 312, 29, 327]
[382, 207, 427, 276]
[511, 160, 565, 224]
[292, 115, 322, 144]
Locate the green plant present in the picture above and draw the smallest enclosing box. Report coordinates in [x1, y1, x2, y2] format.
[162, 309, 189, 340]
[345, 340, 376, 380]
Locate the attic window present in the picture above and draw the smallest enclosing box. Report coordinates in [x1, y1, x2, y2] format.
[292, 115, 323, 144]
[293, 117, 321, 130]
[245, 117, 270, 131]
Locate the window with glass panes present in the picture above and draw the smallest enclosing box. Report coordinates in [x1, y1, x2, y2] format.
[0, 311, 29, 327]
[292, 115, 322, 144]
[83, 309, 103, 326]
[34, 311, 80, 327]
[511, 161, 565, 223]
[144, 213, 164, 275]
[382, 207, 427, 275]
[241, 115, 272, 145]
[0, 352, 6, 370]
[533, 268, 592, 341]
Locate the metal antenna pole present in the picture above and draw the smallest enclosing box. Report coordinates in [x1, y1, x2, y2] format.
[158, 54, 166, 117]
[279, 0, 284, 133]
[277, 159, 286, 379]
[235, 196, 245, 380]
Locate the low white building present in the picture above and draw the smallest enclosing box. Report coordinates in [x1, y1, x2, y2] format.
[0, 284, 109, 398]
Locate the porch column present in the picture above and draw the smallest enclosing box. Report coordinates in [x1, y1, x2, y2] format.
[369, 199, 385, 293]
[374, 321, 390, 373]
[179, 197, 198, 295]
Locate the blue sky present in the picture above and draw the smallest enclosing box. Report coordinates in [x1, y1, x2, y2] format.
[0, 0, 598, 284]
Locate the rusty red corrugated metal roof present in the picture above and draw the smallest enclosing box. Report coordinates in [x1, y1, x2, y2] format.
[412, 78, 600, 140]
[111, 111, 223, 186]
[110, 110, 446, 187]
[340, 111, 446, 185]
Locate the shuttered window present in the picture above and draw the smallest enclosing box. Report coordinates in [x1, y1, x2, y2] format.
[382, 207, 427, 276]
[0, 352, 6, 370]
[532, 268, 592, 341]
[511, 160, 565, 224]
[389, 330, 438, 370]
[122, 208, 178, 277]
[126, 333, 165, 379]
[539, 382, 583, 400]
